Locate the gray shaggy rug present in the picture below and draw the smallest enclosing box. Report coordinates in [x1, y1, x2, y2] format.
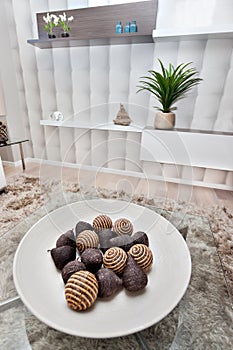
[1, 175, 232, 298]
[0, 175, 232, 349]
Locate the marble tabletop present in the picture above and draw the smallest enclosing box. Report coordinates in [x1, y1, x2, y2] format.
[0, 194, 232, 350]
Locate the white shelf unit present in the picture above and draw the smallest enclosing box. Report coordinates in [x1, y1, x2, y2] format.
[140, 128, 233, 171]
[153, 25, 233, 41]
[40, 120, 144, 133]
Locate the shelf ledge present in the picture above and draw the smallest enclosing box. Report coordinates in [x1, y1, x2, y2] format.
[153, 25, 233, 41]
[40, 120, 144, 133]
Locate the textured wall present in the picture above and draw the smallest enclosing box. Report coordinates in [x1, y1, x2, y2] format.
[0, 0, 233, 188]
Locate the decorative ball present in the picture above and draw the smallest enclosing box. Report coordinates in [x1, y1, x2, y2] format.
[81, 248, 103, 273]
[65, 270, 98, 311]
[76, 230, 99, 253]
[93, 214, 113, 232]
[113, 218, 134, 236]
[103, 247, 127, 274]
[128, 244, 153, 271]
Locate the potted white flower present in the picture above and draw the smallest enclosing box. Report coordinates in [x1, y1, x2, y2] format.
[58, 12, 74, 37]
[43, 13, 59, 39]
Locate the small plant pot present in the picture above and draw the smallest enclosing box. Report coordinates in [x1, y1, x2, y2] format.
[154, 112, 175, 129]
[61, 32, 70, 38]
[48, 34, 56, 39]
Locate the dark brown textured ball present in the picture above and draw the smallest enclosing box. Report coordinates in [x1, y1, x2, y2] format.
[81, 248, 103, 273]
[50, 246, 76, 271]
[75, 221, 94, 237]
[96, 268, 122, 298]
[98, 229, 117, 253]
[132, 231, 149, 246]
[56, 230, 76, 248]
[122, 255, 148, 292]
[110, 235, 134, 252]
[61, 260, 86, 284]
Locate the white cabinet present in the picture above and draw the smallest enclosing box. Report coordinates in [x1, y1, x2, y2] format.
[0, 156, 6, 190]
[140, 128, 233, 171]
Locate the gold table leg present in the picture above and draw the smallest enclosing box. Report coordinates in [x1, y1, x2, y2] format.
[19, 143, 26, 170]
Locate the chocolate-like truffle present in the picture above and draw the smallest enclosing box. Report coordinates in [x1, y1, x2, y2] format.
[75, 221, 94, 237]
[98, 229, 117, 253]
[131, 231, 149, 246]
[110, 235, 134, 252]
[56, 229, 76, 248]
[61, 260, 86, 284]
[81, 248, 103, 273]
[113, 218, 133, 236]
[93, 214, 113, 232]
[122, 255, 148, 292]
[128, 244, 153, 271]
[76, 230, 99, 253]
[65, 270, 98, 311]
[103, 247, 127, 274]
[50, 246, 76, 270]
[96, 268, 122, 298]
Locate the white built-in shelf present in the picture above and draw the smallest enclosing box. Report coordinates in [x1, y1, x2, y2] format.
[40, 120, 144, 133]
[140, 128, 233, 171]
[153, 25, 233, 41]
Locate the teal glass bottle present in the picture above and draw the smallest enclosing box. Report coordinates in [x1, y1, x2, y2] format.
[116, 21, 122, 34]
[124, 21, 130, 33]
[130, 20, 137, 32]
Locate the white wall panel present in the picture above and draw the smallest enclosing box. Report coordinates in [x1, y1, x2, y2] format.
[89, 46, 109, 125]
[91, 130, 108, 167]
[108, 45, 131, 119]
[70, 47, 90, 120]
[225, 171, 233, 187]
[128, 43, 154, 126]
[74, 128, 91, 165]
[59, 128, 76, 163]
[214, 47, 233, 131]
[191, 39, 232, 130]
[203, 169, 227, 185]
[125, 132, 142, 172]
[107, 131, 125, 169]
[53, 49, 73, 116]
[44, 126, 61, 161]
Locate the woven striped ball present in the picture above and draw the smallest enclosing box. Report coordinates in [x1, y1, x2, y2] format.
[93, 214, 113, 231]
[76, 230, 99, 253]
[128, 244, 153, 271]
[65, 270, 98, 311]
[103, 247, 127, 274]
[113, 218, 133, 236]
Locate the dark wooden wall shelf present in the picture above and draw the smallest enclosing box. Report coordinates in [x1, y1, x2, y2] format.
[27, 1, 157, 49]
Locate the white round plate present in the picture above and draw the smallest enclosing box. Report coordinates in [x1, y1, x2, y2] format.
[13, 199, 191, 338]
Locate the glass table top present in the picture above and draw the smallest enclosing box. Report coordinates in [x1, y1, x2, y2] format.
[0, 138, 29, 147]
[0, 192, 232, 350]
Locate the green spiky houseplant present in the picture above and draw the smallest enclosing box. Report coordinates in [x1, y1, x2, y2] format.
[137, 59, 202, 129]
